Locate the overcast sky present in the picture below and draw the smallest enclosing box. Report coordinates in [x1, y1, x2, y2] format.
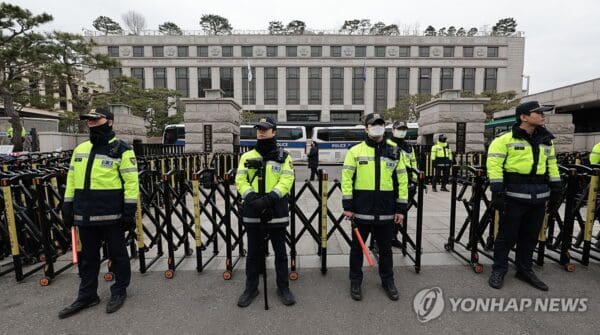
[15, 0, 600, 94]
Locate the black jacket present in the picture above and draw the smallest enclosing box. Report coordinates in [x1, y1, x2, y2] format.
[308, 146, 319, 168]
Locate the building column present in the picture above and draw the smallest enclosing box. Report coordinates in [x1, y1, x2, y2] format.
[322, 67, 330, 122]
[343, 67, 352, 106]
[364, 67, 375, 114]
[167, 67, 176, 90]
[211, 67, 220, 91]
[256, 67, 264, 106]
[387, 67, 397, 108]
[475, 68, 485, 94]
[300, 67, 308, 106]
[122, 67, 131, 77]
[497, 67, 507, 92]
[409, 67, 419, 95]
[233, 66, 242, 105]
[431, 67, 441, 95]
[144, 68, 154, 89]
[189, 67, 198, 99]
[454, 68, 463, 91]
[278, 67, 286, 121]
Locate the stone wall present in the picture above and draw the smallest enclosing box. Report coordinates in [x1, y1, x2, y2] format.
[112, 113, 147, 144]
[544, 114, 574, 152]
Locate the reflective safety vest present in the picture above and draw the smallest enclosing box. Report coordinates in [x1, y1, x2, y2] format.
[63, 137, 139, 226]
[388, 138, 418, 182]
[235, 148, 295, 227]
[486, 126, 561, 203]
[6, 127, 26, 138]
[590, 142, 600, 164]
[431, 141, 452, 167]
[341, 140, 408, 224]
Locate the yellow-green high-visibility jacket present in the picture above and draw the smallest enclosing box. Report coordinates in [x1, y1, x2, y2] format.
[486, 125, 561, 203]
[236, 148, 294, 227]
[431, 141, 452, 167]
[6, 127, 26, 138]
[63, 137, 139, 226]
[342, 139, 408, 224]
[590, 142, 600, 164]
[388, 138, 418, 182]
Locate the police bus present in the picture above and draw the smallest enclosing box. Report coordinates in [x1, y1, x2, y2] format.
[162, 124, 185, 145]
[240, 125, 308, 162]
[312, 123, 419, 164]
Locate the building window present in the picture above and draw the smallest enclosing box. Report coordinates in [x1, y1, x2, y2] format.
[108, 68, 121, 90]
[487, 47, 499, 58]
[374, 67, 388, 113]
[484, 68, 497, 92]
[440, 68, 454, 91]
[352, 67, 365, 104]
[396, 67, 409, 101]
[152, 46, 164, 57]
[242, 66, 256, 104]
[443, 46, 454, 57]
[175, 67, 189, 97]
[398, 46, 410, 57]
[131, 67, 145, 88]
[418, 68, 431, 94]
[463, 46, 474, 57]
[242, 46, 253, 57]
[355, 46, 366, 57]
[222, 46, 233, 57]
[197, 46, 208, 57]
[153, 68, 166, 88]
[419, 46, 430, 57]
[308, 67, 321, 104]
[133, 46, 144, 57]
[311, 46, 322, 57]
[286, 46, 297, 57]
[331, 46, 341, 57]
[462, 68, 475, 94]
[375, 46, 386, 57]
[220, 67, 233, 97]
[264, 67, 278, 105]
[287, 111, 320, 122]
[330, 67, 344, 105]
[108, 46, 119, 57]
[267, 46, 278, 57]
[177, 46, 189, 57]
[286, 67, 300, 105]
[330, 111, 362, 123]
[198, 67, 211, 97]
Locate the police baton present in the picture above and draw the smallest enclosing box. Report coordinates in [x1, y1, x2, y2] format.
[71, 227, 78, 265]
[351, 219, 374, 267]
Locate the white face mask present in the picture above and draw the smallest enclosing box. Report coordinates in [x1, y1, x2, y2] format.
[368, 125, 385, 137]
[393, 129, 407, 138]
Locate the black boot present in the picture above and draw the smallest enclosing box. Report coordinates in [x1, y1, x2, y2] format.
[488, 271, 505, 289]
[277, 287, 296, 306]
[237, 288, 259, 307]
[58, 296, 100, 319]
[350, 282, 362, 301]
[516, 270, 549, 291]
[382, 282, 399, 301]
[106, 294, 127, 313]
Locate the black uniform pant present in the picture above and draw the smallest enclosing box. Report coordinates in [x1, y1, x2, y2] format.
[245, 226, 289, 290]
[77, 224, 131, 302]
[310, 167, 318, 181]
[349, 223, 395, 285]
[492, 197, 545, 275]
[432, 165, 450, 188]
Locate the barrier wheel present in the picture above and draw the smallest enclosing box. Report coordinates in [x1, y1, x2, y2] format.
[289, 271, 298, 281]
[164, 270, 174, 279]
[565, 263, 575, 272]
[223, 271, 232, 280]
[186, 248, 194, 256]
[473, 264, 484, 274]
[39, 277, 50, 286]
[56, 249, 64, 256]
[472, 253, 479, 262]
[241, 249, 247, 257]
[104, 272, 114, 282]
[39, 254, 46, 262]
[414, 266, 421, 274]
[444, 243, 451, 251]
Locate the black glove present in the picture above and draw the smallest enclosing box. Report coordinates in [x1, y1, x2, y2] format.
[491, 192, 505, 211]
[244, 192, 260, 203]
[249, 192, 278, 213]
[548, 191, 562, 213]
[259, 207, 273, 223]
[120, 216, 136, 232]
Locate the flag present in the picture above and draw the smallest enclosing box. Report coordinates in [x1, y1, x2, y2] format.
[247, 61, 253, 82]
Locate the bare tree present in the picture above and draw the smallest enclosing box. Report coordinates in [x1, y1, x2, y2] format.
[121, 10, 146, 35]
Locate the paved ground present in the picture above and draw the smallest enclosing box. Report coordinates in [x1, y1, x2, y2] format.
[1, 165, 599, 334]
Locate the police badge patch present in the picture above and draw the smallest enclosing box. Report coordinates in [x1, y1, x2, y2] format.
[101, 160, 113, 168]
[130, 157, 137, 166]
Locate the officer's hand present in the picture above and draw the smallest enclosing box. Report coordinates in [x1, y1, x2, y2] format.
[244, 192, 260, 203]
[249, 196, 271, 213]
[120, 216, 135, 232]
[491, 192, 505, 211]
[343, 211, 354, 220]
[260, 208, 273, 223]
[548, 191, 562, 213]
[394, 213, 404, 225]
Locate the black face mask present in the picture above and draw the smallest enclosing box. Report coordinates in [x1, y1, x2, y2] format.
[89, 123, 114, 145]
[255, 137, 278, 158]
[439, 138, 447, 143]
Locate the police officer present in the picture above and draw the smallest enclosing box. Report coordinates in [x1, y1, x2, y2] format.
[430, 134, 452, 192]
[487, 101, 560, 291]
[590, 142, 600, 164]
[342, 113, 408, 301]
[235, 117, 296, 307]
[6, 124, 26, 144]
[387, 121, 418, 248]
[59, 107, 139, 318]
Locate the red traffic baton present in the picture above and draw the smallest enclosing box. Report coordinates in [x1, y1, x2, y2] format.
[352, 220, 374, 267]
[71, 227, 78, 265]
